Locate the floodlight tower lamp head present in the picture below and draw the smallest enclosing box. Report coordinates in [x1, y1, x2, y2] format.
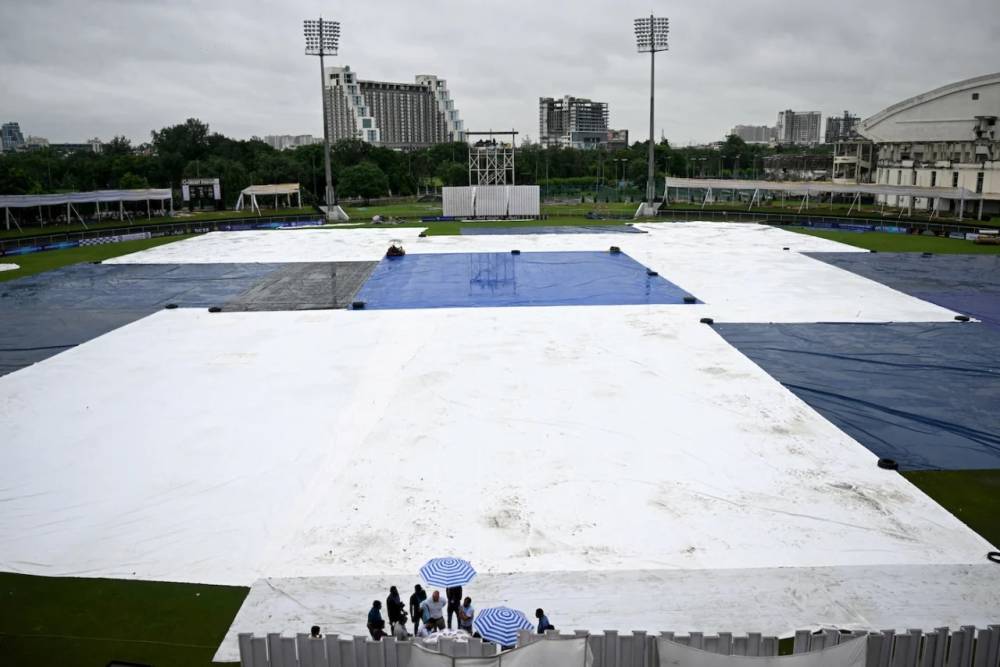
[303, 18, 340, 56]
[634, 15, 669, 53]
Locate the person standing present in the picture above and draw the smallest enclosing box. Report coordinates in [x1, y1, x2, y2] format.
[386, 586, 405, 633]
[445, 585, 463, 629]
[421, 590, 447, 631]
[535, 608, 554, 635]
[409, 584, 427, 635]
[368, 600, 386, 640]
[458, 596, 475, 633]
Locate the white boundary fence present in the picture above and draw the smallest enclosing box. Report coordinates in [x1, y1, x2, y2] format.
[238, 624, 1000, 667]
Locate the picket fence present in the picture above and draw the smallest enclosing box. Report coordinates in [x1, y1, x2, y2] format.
[238, 624, 1000, 667]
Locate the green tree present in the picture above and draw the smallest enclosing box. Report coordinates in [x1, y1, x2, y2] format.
[151, 119, 211, 166]
[105, 136, 132, 156]
[337, 161, 389, 203]
[434, 161, 467, 187]
[118, 172, 150, 189]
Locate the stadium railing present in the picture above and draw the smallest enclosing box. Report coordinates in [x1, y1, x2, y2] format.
[235, 624, 1000, 667]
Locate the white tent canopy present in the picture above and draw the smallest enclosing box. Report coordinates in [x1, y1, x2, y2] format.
[664, 177, 982, 220]
[234, 183, 302, 214]
[0, 189, 172, 208]
[0, 188, 174, 231]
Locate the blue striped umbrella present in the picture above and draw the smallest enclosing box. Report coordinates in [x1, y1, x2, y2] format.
[419, 557, 477, 587]
[472, 607, 534, 646]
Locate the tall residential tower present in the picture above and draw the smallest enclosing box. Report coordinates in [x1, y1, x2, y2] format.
[539, 96, 610, 149]
[776, 110, 822, 146]
[323, 66, 464, 150]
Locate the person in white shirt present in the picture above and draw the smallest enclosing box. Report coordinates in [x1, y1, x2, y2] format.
[420, 590, 447, 631]
[458, 597, 474, 633]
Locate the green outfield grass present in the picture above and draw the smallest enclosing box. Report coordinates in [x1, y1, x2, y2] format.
[0, 573, 247, 667]
[784, 227, 1000, 253]
[903, 470, 1000, 548]
[342, 202, 443, 220]
[0, 234, 198, 282]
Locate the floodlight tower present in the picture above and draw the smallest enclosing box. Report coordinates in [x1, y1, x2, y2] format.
[634, 15, 669, 206]
[303, 17, 340, 218]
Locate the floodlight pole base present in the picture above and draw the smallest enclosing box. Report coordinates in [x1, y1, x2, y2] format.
[323, 205, 350, 222]
[634, 202, 661, 218]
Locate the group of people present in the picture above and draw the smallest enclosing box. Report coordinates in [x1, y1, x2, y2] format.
[362, 584, 554, 644]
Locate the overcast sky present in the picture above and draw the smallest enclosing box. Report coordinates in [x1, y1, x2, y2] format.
[2, 0, 998, 146]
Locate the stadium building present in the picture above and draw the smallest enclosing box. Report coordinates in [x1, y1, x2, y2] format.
[858, 71, 1000, 217]
[539, 96, 610, 149]
[323, 66, 464, 150]
[775, 110, 821, 146]
[1, 122, 24, 152]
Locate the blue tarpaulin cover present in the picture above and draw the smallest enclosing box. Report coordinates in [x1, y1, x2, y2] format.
[354, 251, 699, 309]
[715, 322, 1000, 471]
[809, 253, 1000, 330]
[0, 263, 283, 375]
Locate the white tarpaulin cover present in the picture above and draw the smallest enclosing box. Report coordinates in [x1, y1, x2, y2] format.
[0, 263, 17, 272]
[107, 223, 958, 324]
[657, 636, 865, 667]
[409, 637, 591, 667]
[0, 189, 172, 208]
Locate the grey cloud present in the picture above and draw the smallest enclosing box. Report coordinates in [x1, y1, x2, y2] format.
[1, 0, 997, 145]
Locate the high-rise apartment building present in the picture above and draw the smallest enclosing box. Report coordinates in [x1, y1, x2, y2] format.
[775, 110, 822, 145]
[263, 135, 321, 151]
[1, 122, 25, 152]
[539, 96, 610, 149]
[323, 66, 464, 150]
[730, 124, 775, 144]
[825, 111, 861, 144]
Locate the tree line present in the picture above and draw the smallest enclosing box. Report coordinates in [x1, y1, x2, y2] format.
[0, 118, 832, 206]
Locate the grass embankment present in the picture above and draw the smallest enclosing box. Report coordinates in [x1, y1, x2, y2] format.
[0, 573, 247, 667]
[785, 227, 1000, 254]
[0, 208, 315, 240]
[0, 234, 198, 282]
[903, 470, 1000, 548]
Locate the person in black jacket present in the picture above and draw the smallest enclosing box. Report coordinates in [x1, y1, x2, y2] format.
[386, 586, 405, 633]
[367, 600, 386, 640]
[409, 584, 427, 635]
[446, 585, 463, 630]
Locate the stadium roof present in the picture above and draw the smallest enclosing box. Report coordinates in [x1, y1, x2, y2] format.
[664, 177, 980, 200]
[0, 189, 173, 209]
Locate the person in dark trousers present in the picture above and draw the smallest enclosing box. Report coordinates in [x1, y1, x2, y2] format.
[535, 608, 554, 634]
[367, 600, 386, 640]
[386, 586, 405, 633]
[409, 584, 427, 635]
[446, 585, 463, 629]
